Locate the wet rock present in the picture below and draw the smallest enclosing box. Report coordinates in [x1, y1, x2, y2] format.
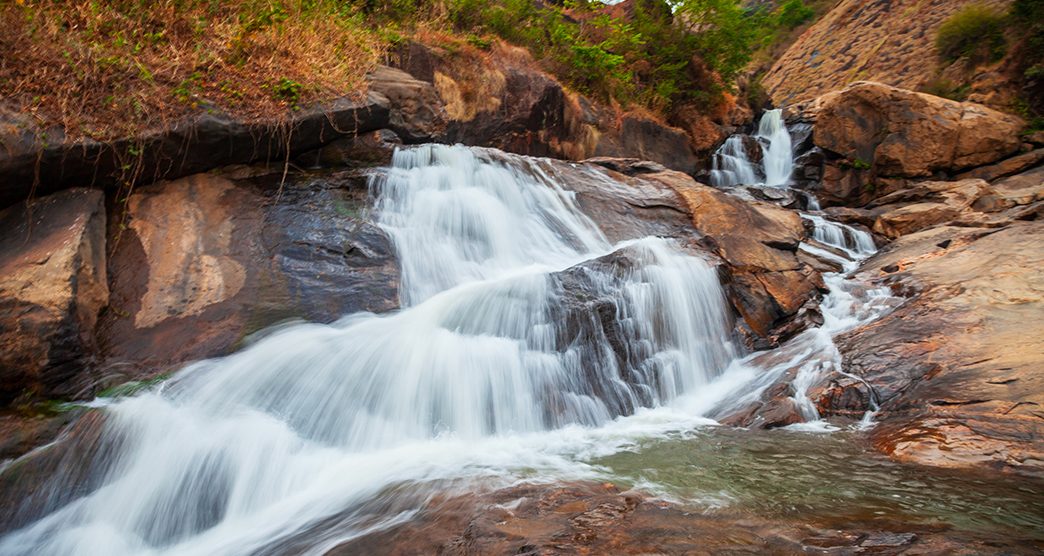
[654, 173, 823, 343]
[327, 480, 1040, 555]
[97, 171, 399, 383]
[497, 153, 822, 346]
[820, 223, 1044, 475]
[367, 66, 447, 142]
[0, 410, 110, 533]
[0, 189, 107, 405]
[0, 95, 390, 209]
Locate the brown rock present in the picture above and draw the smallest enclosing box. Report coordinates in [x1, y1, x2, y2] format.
[955, 149, 1044, 183]
[644, 170, 823, 342]
[98, 170, 400, 383]
[0, 189, 107, 405]
[813, 83, 1023, 190]
[367, 66, 447, 142]
[870, 179, 991, 238]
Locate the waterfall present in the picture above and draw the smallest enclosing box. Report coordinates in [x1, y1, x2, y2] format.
[1, 145, 739, 555]
[709, 109, 793, 188]
[708, 136, 757, 187]
[757, 109, 793, 187]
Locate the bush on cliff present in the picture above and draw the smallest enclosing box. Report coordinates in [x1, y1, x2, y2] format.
[935, 4, 1007, 65]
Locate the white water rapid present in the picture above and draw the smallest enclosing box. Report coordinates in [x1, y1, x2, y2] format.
[1, 145, 742, 555]
[710, 108, 793, 187]
[2, 143, 900, 555]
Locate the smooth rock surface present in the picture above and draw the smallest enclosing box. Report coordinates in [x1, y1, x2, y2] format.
[820, 223, 1044, 475]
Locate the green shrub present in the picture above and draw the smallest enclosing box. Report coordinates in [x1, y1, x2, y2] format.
[776, 0, 815, 29]
[936, 4, 1007, 64]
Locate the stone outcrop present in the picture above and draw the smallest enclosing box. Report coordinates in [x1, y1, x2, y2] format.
[763, 0, 1013, 107]
[814, 223, 1044, 475]
[0, 94, 390, 209]
[392, 41, 713, 174]
[0, 189, 107, 404]
[808, 82, 1023, 206]
[367, 66, 447, 142]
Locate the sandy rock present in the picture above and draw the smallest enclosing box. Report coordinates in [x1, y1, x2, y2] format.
[0, 189, 107, 405]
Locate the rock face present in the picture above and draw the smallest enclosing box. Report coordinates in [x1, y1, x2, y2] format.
[577, 159, 823, 346]
[367, 66, 447, 142]
[811, 82, 1023, 206]
[0, 94, 390, 209]
[815, 223, 1044, 475]
[328, 480, 1038, 555]
[763, 0, 1013, 107]
[0, 189, 107, 404]
[393, 41, 709, 174]
[97, 169, 399, 384]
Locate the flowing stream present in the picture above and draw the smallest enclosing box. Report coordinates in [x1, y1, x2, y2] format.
[6, 142, 1030, 555]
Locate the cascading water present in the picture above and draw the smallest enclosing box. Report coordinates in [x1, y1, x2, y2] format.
[757, 109, 793, 187]
[709, 109, 793, 187]
[708, 136, 757, 187]
[0, 145, 741, 555]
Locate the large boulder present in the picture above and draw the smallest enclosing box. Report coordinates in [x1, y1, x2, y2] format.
[578, 159, 823, 345]
[812, 83, 1023, 207]
[0, 189, 107, 405]
[814, 223, 1044, 475]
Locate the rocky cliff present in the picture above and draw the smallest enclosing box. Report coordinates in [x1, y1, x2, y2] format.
[763, 0, 1012, 106]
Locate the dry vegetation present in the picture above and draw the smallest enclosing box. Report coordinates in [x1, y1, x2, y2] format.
[0, 1, 385, 141]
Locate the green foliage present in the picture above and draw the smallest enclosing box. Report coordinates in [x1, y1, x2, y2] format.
[936, 4, 1007, 64]
[1010, 0, 1044, 118]
[441, 0, 768, 111]
[776, 0, 815, 29]
[270, 77, 303, 108]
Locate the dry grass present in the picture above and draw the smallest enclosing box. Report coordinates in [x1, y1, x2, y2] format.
[0, 1, 386, 142]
